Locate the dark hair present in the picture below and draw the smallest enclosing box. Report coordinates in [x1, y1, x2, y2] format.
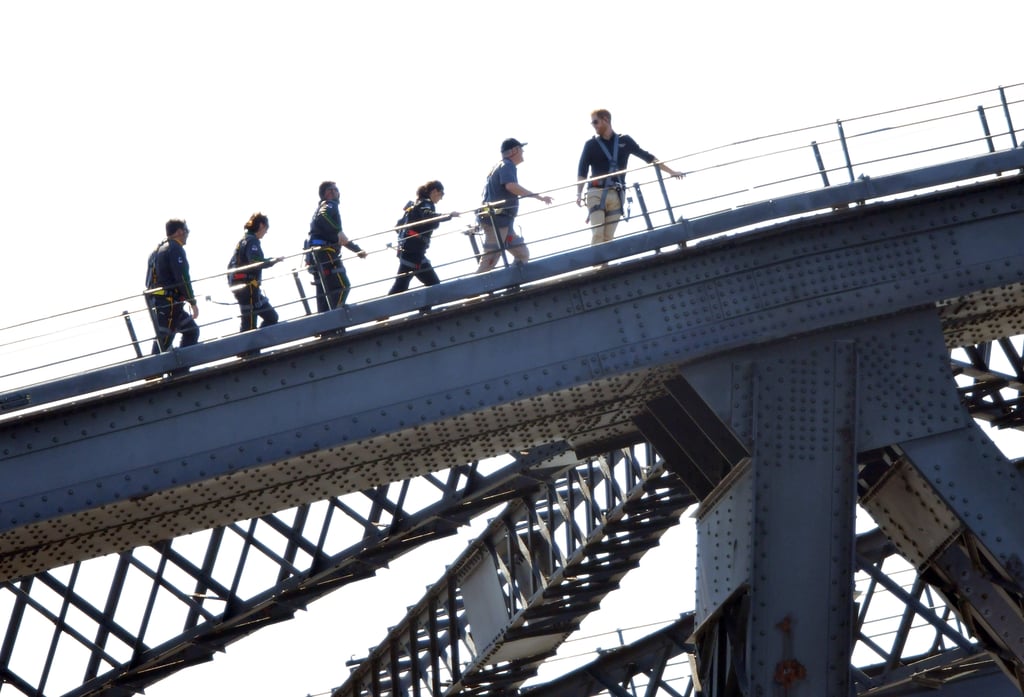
[165, 219, 188, 237]
[244, 212, 269, 232]
[416, 180, 444, 200]
[319, 181, 336, 199]
[591, 108, 612, 122]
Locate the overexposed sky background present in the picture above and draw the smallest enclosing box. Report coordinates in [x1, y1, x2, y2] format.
[3, 0, 1021, 331]
[1, 1, 1022, 695]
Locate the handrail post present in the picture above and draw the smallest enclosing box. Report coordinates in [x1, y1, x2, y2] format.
[999, 86, 1018, 149]
[144, 294, 164, 354]
[811, 141, 831, 187]
[464, 225, 482, 262]
[632, 183, 653, 231]
[653, 167, 676, 225]
[837, 120, 855, 183]
[122, 311, 143, 358]
[292, 271, 312, 316]
[977, 105, 996, 153]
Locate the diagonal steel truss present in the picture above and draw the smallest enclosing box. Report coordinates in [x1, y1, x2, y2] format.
[0, 478, 1011, 697]
[850, 528, 997, 695]
[331, 445, 695, 697]
[0, 443, 580, 697]
[518, 530, 1010, 697]
[952, 339, 1024, 429]
[0, 339, 1020, 697]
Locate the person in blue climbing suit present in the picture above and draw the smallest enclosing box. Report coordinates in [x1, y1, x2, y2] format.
[576, 109, 685, 246]
[307, 181, 368, 313]
[145, 218, 199, 354]
[388, 180, 460, 294]
[227, 212, 284, 334]
[475, 138, 553, 273]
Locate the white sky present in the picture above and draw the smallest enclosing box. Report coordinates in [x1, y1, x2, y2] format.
[1, 1, 1022, 695]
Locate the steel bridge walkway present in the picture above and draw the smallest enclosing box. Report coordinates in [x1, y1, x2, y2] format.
[3, 131, 1024, 694]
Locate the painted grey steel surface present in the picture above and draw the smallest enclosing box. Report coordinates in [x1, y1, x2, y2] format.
[688, 340, 858, 695]
[953, 340, 1024, 428]
[2, 172, 1024, 587]
[520, 613, 695, 697]
[0, 99, 1021, 697]
[873, 427, 1024, 688]
[673, 305, 1024, 694]
[42, 444, 580, 697]
[5, 147, 1023, 418]
[519, 613, 1017, 697]
[0, 171, 1023, 693]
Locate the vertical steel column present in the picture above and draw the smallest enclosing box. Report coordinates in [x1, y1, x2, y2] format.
[693, 342, 858, 696]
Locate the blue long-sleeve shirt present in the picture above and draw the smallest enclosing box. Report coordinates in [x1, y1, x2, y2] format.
[577, 133, 658, 187]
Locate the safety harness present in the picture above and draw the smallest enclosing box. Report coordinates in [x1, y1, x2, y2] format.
[145, 240, 173, 297]
[227, 236, 259, 288]
[590, 134, 624, 217]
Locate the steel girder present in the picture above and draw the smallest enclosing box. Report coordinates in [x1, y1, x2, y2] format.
[4, 147, 1022, 419]
[0, 445, 580, 697]
[663, 305, 1024, 696]
[686, 340, 859, 696]
[851, 528, 1002, 696]
[0, 391, 1021, 697]
[0, 158, 1024, 695]
[860, 432, 1024, 691]
[331, 444, 695, 697]
[520, 613, 696, 697]
[511, 526, 1019, 697]
[353, 528, 1015, 697]
[951, 339, 1024, 429]
[2, 170, 1024, 585]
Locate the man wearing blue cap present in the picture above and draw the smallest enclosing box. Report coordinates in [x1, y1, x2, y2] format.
[476, 138, 553, 272]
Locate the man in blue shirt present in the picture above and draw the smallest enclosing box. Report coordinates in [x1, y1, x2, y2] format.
[476, 138, 553, 273]
[576, 109, 684, 245]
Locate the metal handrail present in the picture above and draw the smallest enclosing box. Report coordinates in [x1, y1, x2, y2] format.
[1, 82, 1021, 401]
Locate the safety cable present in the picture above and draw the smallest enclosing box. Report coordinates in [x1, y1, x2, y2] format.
[1, 81, 1021, 389]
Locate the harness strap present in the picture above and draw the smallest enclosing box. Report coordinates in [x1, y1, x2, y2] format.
[594, 134, 621, 213]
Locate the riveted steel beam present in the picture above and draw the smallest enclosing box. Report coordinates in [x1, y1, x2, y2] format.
[3, 172, 1024, 584]
[0, 446, 577, 697]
